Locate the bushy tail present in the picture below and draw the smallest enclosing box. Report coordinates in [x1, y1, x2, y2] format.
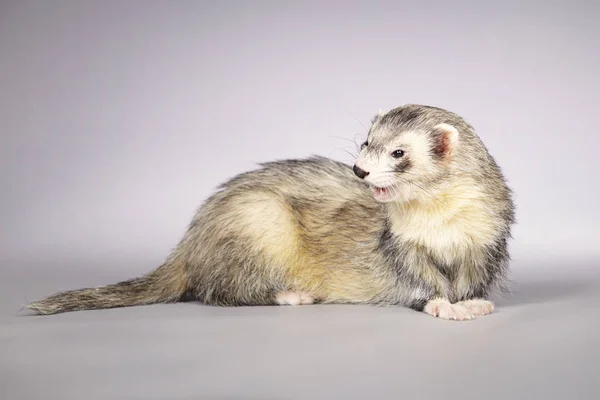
[25, 262, 188, 315]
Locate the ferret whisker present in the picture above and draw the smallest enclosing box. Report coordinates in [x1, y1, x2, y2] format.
[329, 147, 359, 161]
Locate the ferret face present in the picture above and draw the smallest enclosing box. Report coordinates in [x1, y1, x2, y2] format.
[353, 106, 459, 203]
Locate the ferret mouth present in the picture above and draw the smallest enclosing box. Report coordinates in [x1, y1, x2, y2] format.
[373, 185, 395, 202]
[375, 186, 390, 195]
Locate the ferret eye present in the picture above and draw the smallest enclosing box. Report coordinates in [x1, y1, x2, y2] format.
[391, 149, 405, 158]
[361, 141, 368, 149]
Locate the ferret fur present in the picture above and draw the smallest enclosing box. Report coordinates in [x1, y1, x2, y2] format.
[25, 104, 515, 321]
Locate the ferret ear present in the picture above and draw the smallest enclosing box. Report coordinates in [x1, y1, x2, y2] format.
[431, 123, 459, 159]
[370, 109, 386, 125]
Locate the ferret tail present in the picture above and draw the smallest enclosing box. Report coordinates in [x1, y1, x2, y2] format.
[24, 260, 189, 315]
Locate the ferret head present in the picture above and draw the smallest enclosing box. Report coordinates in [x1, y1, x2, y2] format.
[353, 104, 466, 203]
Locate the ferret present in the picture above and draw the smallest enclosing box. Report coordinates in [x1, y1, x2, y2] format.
[25, 104, 515, 321]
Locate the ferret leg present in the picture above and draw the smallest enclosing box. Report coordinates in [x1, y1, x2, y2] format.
[403, 249, 475, 321]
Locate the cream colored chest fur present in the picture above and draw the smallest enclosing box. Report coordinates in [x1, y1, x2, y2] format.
[388, 185, 499, 266]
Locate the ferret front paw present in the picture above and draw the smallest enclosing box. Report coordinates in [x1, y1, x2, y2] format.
[423, 298, 474, 321]
[455, 299, 494, 316]
[275, 291, 314, 306]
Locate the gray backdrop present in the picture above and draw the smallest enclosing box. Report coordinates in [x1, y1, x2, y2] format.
[1, 1, 599, 399]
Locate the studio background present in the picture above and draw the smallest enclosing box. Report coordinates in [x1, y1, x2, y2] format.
[1, 1, 598, 399]
[3, 0, 599, 267]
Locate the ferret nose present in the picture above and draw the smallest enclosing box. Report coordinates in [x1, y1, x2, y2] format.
[353, 165, 369, 179]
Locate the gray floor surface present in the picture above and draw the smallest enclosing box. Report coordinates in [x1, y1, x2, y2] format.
[1, 257, 598, 400]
